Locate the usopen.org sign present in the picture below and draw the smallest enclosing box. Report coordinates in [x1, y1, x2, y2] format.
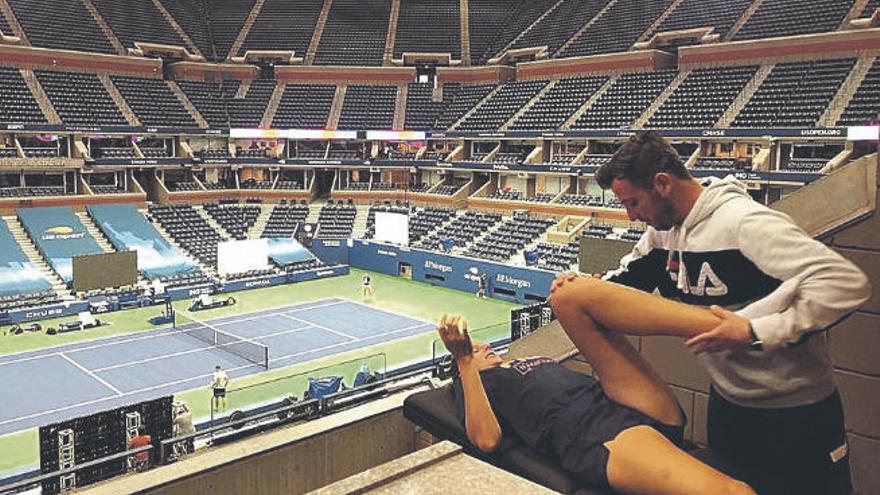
[41, 226, 86, 241]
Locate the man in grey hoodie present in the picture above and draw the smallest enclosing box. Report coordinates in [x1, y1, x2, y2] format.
[549, 131, 871, 495]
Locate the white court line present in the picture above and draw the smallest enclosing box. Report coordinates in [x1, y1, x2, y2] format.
[91, 345, 214, 373]
[345, 298, 436, 326]
[279, 313, 356, 340]
[0, 299, 346, 367]
[1, 322, 436, 429]
[0, 362, 259, 427]
[209, 299, 345, 327]
[268, 321, 435, 364]
[59, 353, 123, 396]
[92, 321, 314, 372]
[0, 320, 437, 428]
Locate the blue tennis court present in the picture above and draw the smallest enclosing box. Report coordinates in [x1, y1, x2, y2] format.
[0, 298, 436, 436]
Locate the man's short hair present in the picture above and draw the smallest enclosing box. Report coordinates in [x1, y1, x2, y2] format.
[596, 131, 691, 190]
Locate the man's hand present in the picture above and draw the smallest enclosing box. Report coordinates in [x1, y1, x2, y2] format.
[437, 314, 473, 362]
[685, 306, 753, 354]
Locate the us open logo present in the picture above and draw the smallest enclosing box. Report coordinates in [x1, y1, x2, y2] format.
[41, 226, 86, 241]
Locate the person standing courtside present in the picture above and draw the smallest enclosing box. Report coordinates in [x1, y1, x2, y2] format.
[550, 131, 870, 495]
[210, 365, 230, 412]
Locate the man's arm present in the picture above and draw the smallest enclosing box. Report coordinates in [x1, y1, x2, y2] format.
[602, 230, 666, 292]
[735, 208, 870, 349]
[438, 315, 502, 453]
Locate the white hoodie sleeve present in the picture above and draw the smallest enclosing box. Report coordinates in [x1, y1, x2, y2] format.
[735, 207, 871, 350]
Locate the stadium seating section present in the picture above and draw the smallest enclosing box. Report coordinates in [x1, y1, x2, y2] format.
[91, 0, 184, 49]
[838, 58, 880, 126]
[732, 59, 855, 128]
[261, 202, 310, 238]
[228, 80, 276, 128]
[394, 0, 460, 59]
[509, 0, 608, 55]
[159, 0, 214, 58]
[0, 67, 47, 124]
[36, 71, 126, 126]
[177, 80, 238, 128]
[272, 84, 336, 129]
[88, 204, 200, 280]
[0, 218, 53, 304]
[111, 76, 196, 128]
[510, 76, 607, 131]
[457, 80, 548, 131]
[572, 70, 677, 129]
[648, 0, 752, 39]
[558, 0, 675, 58]
[204, 201, 261, 240]
[7, 0, 116, 54]
[314, 0, 390, 66]
[464, 215, 554, 262]
[316, 201, 356, 238]
[733, 0, 854, 41]
[148, 203, 223, 266]
[405, 83, 461, 131]
[17, 207, 105, 283]
[209, 0, 257, 60]
[338, 85, 397, 130]
[647, 66, 758, 129]
[239, 0, 323, 58]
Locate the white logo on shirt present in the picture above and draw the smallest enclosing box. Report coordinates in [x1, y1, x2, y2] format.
[678, 262, 729, 297]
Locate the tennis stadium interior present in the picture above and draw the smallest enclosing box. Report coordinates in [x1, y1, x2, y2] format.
[0, 0, 878, 493]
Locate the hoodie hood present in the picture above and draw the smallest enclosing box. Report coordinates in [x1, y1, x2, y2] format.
[682, 175, 751, 230]
[668, 175, 751, 290]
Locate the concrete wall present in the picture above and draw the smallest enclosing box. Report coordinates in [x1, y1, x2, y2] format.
[826, 160, 880, 495]
[80, 393, 420, 495]
[629, 158, 880, 494]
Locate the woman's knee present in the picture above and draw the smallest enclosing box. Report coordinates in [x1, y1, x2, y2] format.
[549, 275, 605, 315]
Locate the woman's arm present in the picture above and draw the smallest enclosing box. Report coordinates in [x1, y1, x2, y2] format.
[438, 315, 502, 453]
[457, 357, 502, 452]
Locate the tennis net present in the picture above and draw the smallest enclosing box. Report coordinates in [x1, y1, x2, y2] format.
[175, 310, 269, 370]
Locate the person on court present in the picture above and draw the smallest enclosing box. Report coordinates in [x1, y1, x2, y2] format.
[362, 274, 374, 297]
[439, 314, 755, 495]
[210, 365, 230, 412]
[475, 272, 487, 298]
[551, 131, 871, 495]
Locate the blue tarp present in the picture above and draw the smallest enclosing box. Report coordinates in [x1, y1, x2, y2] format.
[308, 376, 343, 399]
[0, 219, 53, 297]
[266, 238, 315, 266]
[17, 207, 105, 283]
[87, 204, 199, 279]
